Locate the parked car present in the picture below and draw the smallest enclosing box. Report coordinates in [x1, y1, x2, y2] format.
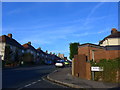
[55, 60, 65, 68]
[64, 61, 70, 66]
[44, 60, 52, 65]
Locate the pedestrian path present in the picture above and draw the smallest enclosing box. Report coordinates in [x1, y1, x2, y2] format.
[47, 67, 119, 88]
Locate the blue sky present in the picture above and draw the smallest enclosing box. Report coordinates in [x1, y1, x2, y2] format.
[2, 2, 118, 59]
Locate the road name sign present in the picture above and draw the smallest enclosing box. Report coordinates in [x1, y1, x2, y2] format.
[91, 66, 103, 71]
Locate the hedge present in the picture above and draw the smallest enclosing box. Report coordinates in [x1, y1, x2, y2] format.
[90, 58, 120, 83]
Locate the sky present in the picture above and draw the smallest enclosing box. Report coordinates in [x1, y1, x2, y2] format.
[2, 2, 118, 59]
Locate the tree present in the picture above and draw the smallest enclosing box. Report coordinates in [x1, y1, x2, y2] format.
[69, 42, 80, 60]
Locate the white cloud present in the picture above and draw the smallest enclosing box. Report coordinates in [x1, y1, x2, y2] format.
[84, 2, 105, 26]
[72, 27, 110, 37]
[87, 2, 105, 18]
[19, 37, 51, 45]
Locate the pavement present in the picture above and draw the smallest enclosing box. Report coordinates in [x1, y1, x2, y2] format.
[47, 67, 120, 89]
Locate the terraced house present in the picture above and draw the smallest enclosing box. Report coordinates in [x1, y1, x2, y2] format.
[36, 47, 47, 64]
[22, 42, 38, 65]
[0, 34, 25, 67]
[0, 33, 64, 67]
[44, 51, 56, 65]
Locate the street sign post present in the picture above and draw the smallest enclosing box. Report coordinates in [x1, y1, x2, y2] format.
[91, 66, 104, 80]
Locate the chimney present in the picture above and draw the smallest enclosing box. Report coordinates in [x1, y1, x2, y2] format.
[46, 50, 48, 54]
[8, 34, 12, 38]
[28, 42, 31, 45]
[50, 52, 52, 55]
[111, 28, 117, 34]
[37, 47, 41, 50]
[99, 40, 102, 45]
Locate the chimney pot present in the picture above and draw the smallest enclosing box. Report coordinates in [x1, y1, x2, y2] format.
[111, 28, 117, 34]
[37, 47, 41, 50]
[50, 52, 52, 55]
[28, 42, 31, 45]
[46, 50, 48, 53]
[8, 34, 12, 38]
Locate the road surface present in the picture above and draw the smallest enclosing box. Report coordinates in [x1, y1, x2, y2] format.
[2, 65, 66, 89]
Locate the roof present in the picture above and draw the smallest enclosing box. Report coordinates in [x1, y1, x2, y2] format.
[0, 35, 24, 49]
[79, 43, 120, 50]
[79, 43, 99, 46]
[78, 43, 105, 49]
[22, 43, 37, 52]
[99, 30, 120, 44]
[36, 49, 47, 55]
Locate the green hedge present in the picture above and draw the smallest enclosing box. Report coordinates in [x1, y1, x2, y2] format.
[90, 58, 120, 83]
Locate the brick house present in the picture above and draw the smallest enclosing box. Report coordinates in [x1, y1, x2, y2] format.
[36, 47, 47, 64]
[72, 28, 120, 80]
[44, 51, 56, 64]
[78, 28, 120, 62]
[37, 50, 62, 64]
[22, 42, 37, 64]
[0, 34, 24, 66]
[37, 49, 51, 64]
[54, 54, 62, 61]
[58, 53, 64, 59]
[48, 52, 61, 64]
[99, 28, 120, 46]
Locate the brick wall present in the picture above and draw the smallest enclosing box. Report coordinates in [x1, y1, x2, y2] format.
[78, 46, 120, 62]
[94, 50, 120, 62]
[78, 46, 90, 59]
[106, 50, 120, 60]
[73, 54, 91, 80]
[78, 46, 105, 61]
[94, 50, 106, 62]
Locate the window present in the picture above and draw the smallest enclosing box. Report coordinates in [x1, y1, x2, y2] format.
[10, 46, 12, 50]
[37, 53, 39, 55]
[31, 51, 33, 54]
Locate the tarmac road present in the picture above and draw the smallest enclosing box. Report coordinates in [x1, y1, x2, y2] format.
[2, 65, 66, 89]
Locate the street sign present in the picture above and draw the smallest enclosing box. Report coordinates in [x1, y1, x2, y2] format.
[91, 66, 103, 71]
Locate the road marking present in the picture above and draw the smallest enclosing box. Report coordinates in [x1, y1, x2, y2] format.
[31, 82, 37, 84]
[24, 84, 32, 87]
[38, 80, 41, 81]
[17, 79, 41, 90]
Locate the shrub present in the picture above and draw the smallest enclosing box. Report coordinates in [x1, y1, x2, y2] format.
[91, 58, 120, 83]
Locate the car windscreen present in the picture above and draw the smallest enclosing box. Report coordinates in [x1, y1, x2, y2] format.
[56, 61, 64, 63]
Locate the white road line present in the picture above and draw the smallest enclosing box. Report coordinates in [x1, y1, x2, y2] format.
[38, 80, 41, 81]
[31, 82, 37, 84]
[17, 79, 42, 90]
[17, 87, 23, 90]
[24, 84, 32, 87]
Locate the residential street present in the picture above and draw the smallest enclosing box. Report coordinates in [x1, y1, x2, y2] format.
[2, 65, 66, 89]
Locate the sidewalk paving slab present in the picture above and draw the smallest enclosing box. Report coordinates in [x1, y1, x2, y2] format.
[47, 67, 120, 89]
